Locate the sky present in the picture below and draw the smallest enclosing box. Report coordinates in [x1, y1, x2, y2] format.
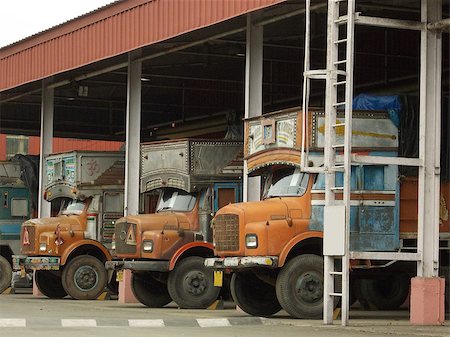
[0, 0, 117, 48]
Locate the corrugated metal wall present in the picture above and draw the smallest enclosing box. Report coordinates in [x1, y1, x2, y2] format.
[0, 0, 284, 92]
[0, 134, 123, 160]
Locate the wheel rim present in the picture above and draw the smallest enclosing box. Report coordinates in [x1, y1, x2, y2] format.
[183, 271, 207, 296]
[295, 271, 323, 304]
[73, 265, 99, 291]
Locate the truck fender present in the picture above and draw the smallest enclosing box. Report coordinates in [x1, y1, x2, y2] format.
[169, 242, 215, 271]
[278, 231, 323, 268]
[60, 240, 112, 266]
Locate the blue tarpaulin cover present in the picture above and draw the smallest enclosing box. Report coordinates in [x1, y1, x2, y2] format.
[352, 94, 402, 127]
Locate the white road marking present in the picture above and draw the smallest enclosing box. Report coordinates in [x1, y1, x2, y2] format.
[128, 319, 165, 327]
[0, 319, 26, 327]
[61, 319, 97, 327]
[196, 318, 231, 328]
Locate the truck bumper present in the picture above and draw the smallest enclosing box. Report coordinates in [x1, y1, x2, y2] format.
[105, 260, 170, 272]
[12, 255, 61, 272]
[204, 256, 279, 269]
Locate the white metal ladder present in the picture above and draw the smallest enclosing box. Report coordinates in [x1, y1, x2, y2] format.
[301, 0, 356, 326]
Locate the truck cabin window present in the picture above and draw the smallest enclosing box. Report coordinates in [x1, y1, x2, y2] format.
[264, 167, 309, 198]
[60, 199, 86, 215]
[156, 188, 197, 212]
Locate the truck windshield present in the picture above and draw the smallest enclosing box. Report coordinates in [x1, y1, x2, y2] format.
[156, 189, 197, 212]
[264, 167, 309, 198]
[60, 199, 86, 215]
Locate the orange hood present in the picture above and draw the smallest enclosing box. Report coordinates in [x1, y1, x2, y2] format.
[24, 215, 84, 232]
[215, 197, 289, 222]
[116, 212, 192, 232]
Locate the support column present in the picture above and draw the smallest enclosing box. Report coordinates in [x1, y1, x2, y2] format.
[411, 0, 445, 325]
[243, 14, 263, 202]
[124, 56, 142, 217]
[38, 84, 53, 218]
[35, 83, 53, 297]
[120, 55, 142, 304]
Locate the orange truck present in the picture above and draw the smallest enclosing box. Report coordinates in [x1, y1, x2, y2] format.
[205, 106, 449, 318]
[106, 139, 242, 309]
[13, 151, 125, 299]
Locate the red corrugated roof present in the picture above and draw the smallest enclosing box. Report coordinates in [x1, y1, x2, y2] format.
[0, 134, 123, 160]
[0, 0, 284, 92]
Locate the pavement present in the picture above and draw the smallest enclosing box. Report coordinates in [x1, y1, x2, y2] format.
[0, 292, 449, 337]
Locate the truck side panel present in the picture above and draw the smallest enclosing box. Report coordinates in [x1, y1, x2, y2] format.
[309, 159, 400, 251]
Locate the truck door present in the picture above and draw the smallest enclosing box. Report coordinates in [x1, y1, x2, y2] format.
[213, 182, 242, 213]
[0, 187, 30, 244]
[353, 164, 399, 251]
[101, 191, 124, 246]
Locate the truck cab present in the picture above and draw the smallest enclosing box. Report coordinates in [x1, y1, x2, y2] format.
[13, 151, 125, 300]
[205, 104, 448, 318]
[0, 159, 35, 293]
[108, 139, 242, 309]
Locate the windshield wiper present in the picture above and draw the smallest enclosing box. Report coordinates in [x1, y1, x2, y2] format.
[157, 206, 173, 212]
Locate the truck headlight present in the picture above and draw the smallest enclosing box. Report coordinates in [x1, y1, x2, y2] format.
[142, 240, 153, 252]
[39, 242, 47, 252]
[245, 234, 258, 248]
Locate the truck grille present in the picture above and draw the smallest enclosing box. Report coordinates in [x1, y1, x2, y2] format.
[21, 226, 35, 253]
[115, 222, 137, 255]
[214, 214, 239, 251]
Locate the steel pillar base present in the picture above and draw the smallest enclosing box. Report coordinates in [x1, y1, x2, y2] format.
[410, 277, 445, 325]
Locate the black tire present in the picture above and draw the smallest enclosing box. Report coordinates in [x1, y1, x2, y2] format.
[167, 256, 220, 309]
[34, 270, 67, 298]
[131, 272, 172, 307]
[0, 256, 12, 293]
[231, 270, 281, 317]
[359, 274, 410, 310]
[107, 271, 119, 295]
[62, 255, 107, 300]
[276, 254, 325, 319]
[439, 266, 449, 311]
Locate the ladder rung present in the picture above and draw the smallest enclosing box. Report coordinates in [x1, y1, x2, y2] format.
[333, 81, 347, 86]
[332, 123, 345, 127]
[329, 292, 343, 297]
[304, 69, 327, 80]
[333, 102, 346, 107]
[332, 144, 345, 148]
[331, 186, 344, 191]
[334, 15, 348, 24]
[334, 60, 347, 65]
[329, 271, 343, 275]
[334, 38, 347, 44]
[331, 165, 345, 172]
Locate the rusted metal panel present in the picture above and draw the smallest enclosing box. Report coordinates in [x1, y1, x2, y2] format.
[0, 0, 284, 92]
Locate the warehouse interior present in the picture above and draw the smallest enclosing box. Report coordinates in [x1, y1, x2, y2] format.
[1, 0, 448, 143]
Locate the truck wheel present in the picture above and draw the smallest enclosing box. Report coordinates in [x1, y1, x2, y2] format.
[34, 270, 67, 298]
[62, 255, 107, 300]
[276, 254, 325, 319]
[167, 256, 220, 309]
[131, 272, 172, 307]
[439, 266, 449, 310]
[230, 270, 281, 317]
[107, 271, 119, 295]
[359, 274, 410, 310]
[0, 256, 12, 293]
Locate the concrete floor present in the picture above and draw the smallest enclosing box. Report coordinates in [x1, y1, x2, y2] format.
[0, 293, 448, 337]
